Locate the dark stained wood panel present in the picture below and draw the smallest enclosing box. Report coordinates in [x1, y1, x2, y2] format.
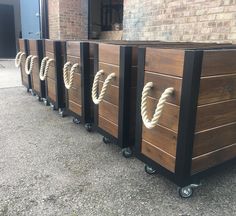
[47, 77, 56, 102]
[142, 125, 177, 157]
[201, 50, 236, 76]
[98, 116, 118, 138]
[68, 87, 81, 105]
[32, 61, 40, 93]
[192, 143, 236, 174]
[45, 52, 54, 60]
[99, 81, 119, 106]
[67, 41, 81, 57]
[145, 48, 185, 77]
[66, 56, 81, 70]
[141, 140, 175, 173]
[69, 100, 82, 116]
[193, 122, 236, 157]
[196, 99, 236, 132]
[99, 43, 120, 65]
[47, 65, 56, 80]
[45, 40, 55, 53]
[144, 71, 182, 106]
[28, 40, 37, 51]
[71, 73, 81, 89]
[198, 75, 236, 105]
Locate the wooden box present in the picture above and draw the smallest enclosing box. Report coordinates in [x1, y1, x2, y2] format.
[18, 39, 31, 91]
[44, 39, 66, 112]
[135, 46, 236, 197]
[28, 39, 45, 100]
[64, 41, 96, 129]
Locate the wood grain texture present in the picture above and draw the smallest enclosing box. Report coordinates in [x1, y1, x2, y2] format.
[19, 39, 25, 50]
[141, 140, 176, 173]
[201, 50, 236, 76]
[98, 62, 119, 87]
[145, 48, 185, 77]
[67, 41, 81, 57]
[98, 100, 119, 125]
[198, 75, 236, 105]
[31, 61, 40, 93]
[195, 99, 236, 132]
[99, 43, 120, 65]
[68, 87, 81, 105]
[144, 71, 182, 105]
[28, 40, 37, 51]
[44, 40, 55, 53]
[192, 143, 236, 174]
[142, 125, 177, 157]
[47, 77, 56, 102]
[47, 65, 56, 80]
[98, 116, 118, 138]
[146, 97, 180, 132]
[45, 52, 54, 60]
[66, 56, 81, 70]
[193, 122, 236, 157]
[99, 81, 119, 106]
[69, 100, 82, 115]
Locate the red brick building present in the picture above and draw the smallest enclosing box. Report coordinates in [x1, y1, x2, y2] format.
[47, 0, 236, 43]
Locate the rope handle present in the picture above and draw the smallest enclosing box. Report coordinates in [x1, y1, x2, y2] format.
[92, 70, 116, 104]
[25, 55, 38, 75]
[63, 61, 79, 89]
[141, 82, 174, 129]
[15, 51, 26, 68]
[39, 57, 54, 81]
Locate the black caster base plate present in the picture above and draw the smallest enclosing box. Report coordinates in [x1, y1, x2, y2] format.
[122, 147, 133, 158]
[50, 103, 56, 111]
[59, 108, 66, 117]
[73, 118, 81, 125]
[85, 123, 92, 132]
[103, 136, 111, 144]
[145, 165, 157, 175]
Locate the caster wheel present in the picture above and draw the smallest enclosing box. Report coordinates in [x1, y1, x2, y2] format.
[43, 99, 49, 106]
[178, 186, 193, 198]
[36, 95, 42, 102]
[122, 148, 133, 158]
[85, 123, 92, 132]
[27, 88, 30, 93]
[31, 92, 36, 96]
[103, 136, 111, 144]
[59, 109, 65, 117]
[73, 118, 80, 124]
[50, 103, 56, 111]
[145, 165, 157, 175]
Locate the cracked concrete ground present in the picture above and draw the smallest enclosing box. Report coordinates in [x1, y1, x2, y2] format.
[0, 60, 235, 216]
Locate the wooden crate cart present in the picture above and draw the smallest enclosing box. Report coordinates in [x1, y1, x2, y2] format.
[63, 41, 96, 130]
[135, 46, 236, 198]
[16, 39, 31, 91]
[40, 39, 66, 115]
[27, 39, 45, 100]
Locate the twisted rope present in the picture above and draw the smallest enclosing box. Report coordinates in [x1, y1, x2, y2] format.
[15, 52, 26, 68]
[39, 57, 54, 81]
[25, 55, 38, 75]
[63, 62, 79, 89]
[141, 82, 174, 129]
[92, 70, 116, 104]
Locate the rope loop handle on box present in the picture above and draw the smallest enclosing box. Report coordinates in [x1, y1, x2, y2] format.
[15, 51, 26, 68]
[25, 55, 38, 75]
[141, 82, 174, 129]
[39, 57, 54, 81]
[92, 70, 116, 104]
[63, 62, 79, 89]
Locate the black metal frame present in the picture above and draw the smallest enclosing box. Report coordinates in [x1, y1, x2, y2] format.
[65, 42, 94, 125]
[134, 47, 236, 187]
[93, 45, 134, 148]
[29, 39, 46, 99]
[45, 41, 66, 110]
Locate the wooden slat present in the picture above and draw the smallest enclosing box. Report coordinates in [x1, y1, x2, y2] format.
[45, 40, 55, 53]
[192, 143, 236, 174]
[196, 99, 236, 132]
[47, 77, 56, 102]
[145, 48, 185, 77]
[47, 65, 56, 80]
[68, 87, 81, 105]
[193, 122, 236, 157]
[66, 56, 81, 70]
[141, 140, 175, 173]
[99, 81, 119, 106]
[98, 100, 119, 125]
[198, 75, 236, 105]
[98, 62, 119, 87]
[71, 73, 81, 89]
[142, 125, 177, 157]
[28, 40, 37, 51]
[45, 52, 54, 60]
[69, 100, 82, 116]
[32, 61, 40, 93]
[98, 116, 118, 138]
[201, 50, 236, 76]
[99, 43, 120, 65]
[146, 97, 180, 132]
[67, 41, 80, 57]
[29, 50, 38, 56]
[144, 71, 182, 105]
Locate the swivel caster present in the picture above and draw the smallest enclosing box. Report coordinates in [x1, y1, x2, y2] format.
[178, 186, 193, 198]
[144, 165, 157, 175]
[36, 95, 42, 102]
[31, 91, 36, 97]
[43, 99, 49, 106]
[103, 136, 111, 144]
[27, 88, 30, 93]
[50, 103, 56, 111]
[73, 118, 80, 125]
[122, 147, 133, 158]
[85, 123, 92, 132]
[59, 108, 66, 117]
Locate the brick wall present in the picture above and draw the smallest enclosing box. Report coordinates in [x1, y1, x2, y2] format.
[123, 0, 236, 43]
[48, 0, 88, 40]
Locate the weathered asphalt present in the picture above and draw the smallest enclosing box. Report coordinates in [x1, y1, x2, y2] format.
[0, 60, 235, 216]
